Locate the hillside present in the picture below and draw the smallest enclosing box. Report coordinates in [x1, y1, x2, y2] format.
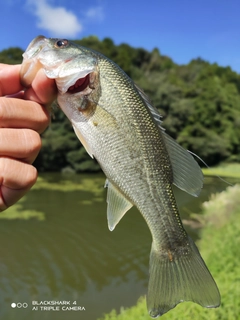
[1, 36, 240, 172]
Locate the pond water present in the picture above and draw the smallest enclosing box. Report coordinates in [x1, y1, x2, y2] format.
[0, 173, 237, 320]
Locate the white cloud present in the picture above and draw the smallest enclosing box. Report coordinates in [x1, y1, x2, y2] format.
[85, 6, 104, 22]
[27, 0, 82, 37]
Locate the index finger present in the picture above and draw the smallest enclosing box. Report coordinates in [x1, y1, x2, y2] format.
[0, 64, 23, 96]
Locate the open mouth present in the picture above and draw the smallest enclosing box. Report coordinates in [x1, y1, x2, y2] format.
[67, 74, 90, 94]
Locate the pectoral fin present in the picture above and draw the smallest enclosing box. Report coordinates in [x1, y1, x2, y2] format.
[105, 180, 133, 231]
[72, 124, 94, 158]
[162, 132, 204, 197]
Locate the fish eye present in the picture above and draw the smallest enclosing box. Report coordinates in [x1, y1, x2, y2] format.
[55, 39, 69, 48]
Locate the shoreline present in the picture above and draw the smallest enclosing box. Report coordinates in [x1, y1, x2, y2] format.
[202, 162, 240, 179]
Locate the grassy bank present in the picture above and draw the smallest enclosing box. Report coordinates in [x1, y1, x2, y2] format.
[202, 162, 240, 178]
[98, 184, 240, 320]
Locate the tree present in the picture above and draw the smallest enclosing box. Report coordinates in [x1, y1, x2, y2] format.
[2, 36, 240, 171]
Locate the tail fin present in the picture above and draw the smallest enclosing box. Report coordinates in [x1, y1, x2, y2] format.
[147, 236, 220, 318]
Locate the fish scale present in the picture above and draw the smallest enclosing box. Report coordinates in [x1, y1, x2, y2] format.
[20, 36, 220, 318]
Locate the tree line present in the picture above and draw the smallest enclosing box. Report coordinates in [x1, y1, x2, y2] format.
[1, 36, 240, 172]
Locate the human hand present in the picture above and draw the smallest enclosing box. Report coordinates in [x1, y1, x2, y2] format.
[0, 64, 57, 211]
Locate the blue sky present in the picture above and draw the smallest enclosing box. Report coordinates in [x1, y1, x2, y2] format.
[1, 0, 240, 73]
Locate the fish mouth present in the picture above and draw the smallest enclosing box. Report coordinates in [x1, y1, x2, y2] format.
[21, 36, 97, 95]
[67, 74, 90, 94]
[55, 70, 94, 95]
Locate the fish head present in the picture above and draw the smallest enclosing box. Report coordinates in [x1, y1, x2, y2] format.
[21, 35, 98, 96]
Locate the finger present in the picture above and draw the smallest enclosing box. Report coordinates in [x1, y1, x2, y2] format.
[0, 64, 23, 96]
[0, 129, 41, 163]
[23, 68, 57, 105]
[6, 91, 24, 99]
[0, 157, 37, 211]
[0, 97, 50, 133]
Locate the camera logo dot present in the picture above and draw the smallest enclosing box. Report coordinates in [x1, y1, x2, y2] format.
[11, 302, 28, 308]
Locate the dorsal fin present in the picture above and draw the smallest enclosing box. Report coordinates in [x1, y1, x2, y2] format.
[135, 83, 163, 127]
[163, 132, 203, 196]
[135, 84, 203, 197]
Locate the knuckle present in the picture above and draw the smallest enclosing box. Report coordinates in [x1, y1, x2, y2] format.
[0, 98, 7, 123]
[24, 165, 38, 186]
[24, 129, 42, 156]
[37, 108, 51, 133]
[27, 101, 51, 133]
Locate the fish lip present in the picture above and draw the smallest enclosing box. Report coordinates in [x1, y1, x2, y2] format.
[21, 36, 54, 87]
[22, 36, 71, 75]
[22, 35, 47, 60]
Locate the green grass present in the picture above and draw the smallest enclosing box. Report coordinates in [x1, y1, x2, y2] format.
[98, 184, 240, 320]
[202, 162, 240, 178]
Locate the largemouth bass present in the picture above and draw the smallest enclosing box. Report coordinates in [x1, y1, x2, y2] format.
[20, 36, 220, 317]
